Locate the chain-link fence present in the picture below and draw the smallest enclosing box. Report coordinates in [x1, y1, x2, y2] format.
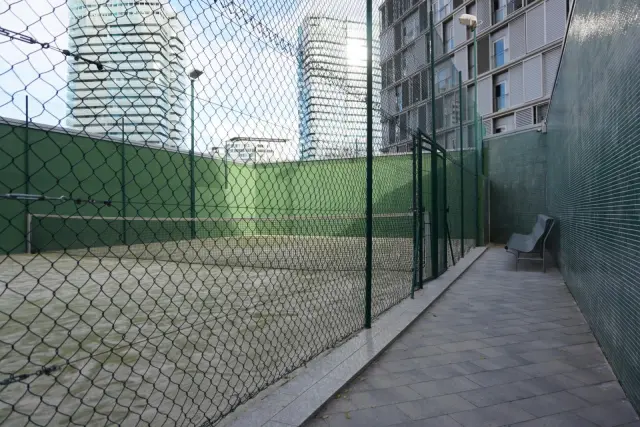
[0, 0, 481, 425]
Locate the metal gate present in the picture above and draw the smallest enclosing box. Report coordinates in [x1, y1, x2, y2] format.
[411, 129, 480, 296]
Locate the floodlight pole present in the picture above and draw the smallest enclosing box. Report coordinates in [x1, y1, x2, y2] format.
[189, 69, 202, 239]
[364, 0, 373, 329]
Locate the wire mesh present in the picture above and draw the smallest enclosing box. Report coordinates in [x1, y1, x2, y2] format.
[0, 0, 479, 425]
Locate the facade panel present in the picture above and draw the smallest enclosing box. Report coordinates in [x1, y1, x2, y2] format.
[523, 55, 543, 101]
[454, 11, 466, 47]
[509, 62, 524, 107]
[526, 4, 545, 52]
[509, 15, 526, 60]
[477, 76, 493, 116]
[545, 0, 566, 42]
[515, 107, 533, 127]
[454, 49, 468, 82]
[544, 47, 562, 95]
[477, 0, 491, 34]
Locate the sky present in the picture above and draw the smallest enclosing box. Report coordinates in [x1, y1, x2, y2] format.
[0, 0, 380, 158]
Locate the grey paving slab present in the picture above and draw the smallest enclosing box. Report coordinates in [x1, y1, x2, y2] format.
[449, 401, 536, 427]
[395, 394, 477, 420]
[567, 381, 627, 405]
[511, 412, 598, 427]
[391, 415, 463, 427]
[298, 248, 639, 427]
[313, 405, 412, 427]
[574, 400, 640, 427]
[408, 376, 480, 398]
[512, 391, 590, 417]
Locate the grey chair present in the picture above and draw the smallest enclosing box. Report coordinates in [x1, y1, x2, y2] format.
[505, 214, 555, 272]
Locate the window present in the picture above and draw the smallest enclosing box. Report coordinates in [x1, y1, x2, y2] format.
[437, 67, 451, 94]
[443, 20, 454, 53]
[508, 0, 524, 14]
[493, 38, 505, 68]
[403, 13, 418, 44]
[395, 85, 403, 111]
[493, 0, 507, 23]
[494, 80, 508, 111]
[435, 0, 452, 21]
[411, 75, 421, 104]
[494, 125, 506, 134]
[401, 52, 408, 77]
[534, 103, 548, 123]
[421, 69, 429, 100]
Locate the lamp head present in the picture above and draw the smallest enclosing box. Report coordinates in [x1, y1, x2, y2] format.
[188, 69, 204, 80]
[459, 14, 478, 29]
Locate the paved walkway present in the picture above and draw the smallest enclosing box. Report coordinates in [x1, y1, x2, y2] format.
[304, 247, 639, 427]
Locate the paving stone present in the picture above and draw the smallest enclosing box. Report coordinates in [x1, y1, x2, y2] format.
[575, 400, 640, 427]
[458, 381, 540, 407]
[449, 402, 536, 427]
[512, 391, 590, 417]
[396, 394, 476, 420]
[420, 362, 486, 379]
[471, 355, 530, 371]
[567, 381, 626, 404]
[346, 386, 422, 410]
[563, 365, 617, 385]
[510, 412, 598, 426]
[319, 405, 412, 427]
[438, 340, 490, 353]
[465, 367, 533, 387]
[390, 415, 463, 427]
[516, 360, 577, 378]
[518, 349, 569, 363]
[408, 376, 480, 398]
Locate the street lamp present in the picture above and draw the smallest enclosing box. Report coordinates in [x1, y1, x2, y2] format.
[458, 14, 478, 144]
[188, 69, 203, 239]
[459, 13, 481, 246]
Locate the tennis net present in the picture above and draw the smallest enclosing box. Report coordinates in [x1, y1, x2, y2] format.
[27, 213, 414, 271]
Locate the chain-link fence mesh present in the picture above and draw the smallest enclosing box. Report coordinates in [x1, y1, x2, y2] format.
[0, 0, 480, 425]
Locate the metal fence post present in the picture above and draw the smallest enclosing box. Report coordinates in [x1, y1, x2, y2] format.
[121, 118, 127, 245]
[417, 131, 424, 288]
[364, 0, 373, 328]
[24, 95, 30, 254]
[412, 134, 417, 299]
[190, 82, 197, 240]
[458, 71, 464, 258]
[429, 10, 438, 278]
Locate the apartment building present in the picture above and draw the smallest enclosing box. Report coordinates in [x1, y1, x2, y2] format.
[379, 0, 569, 152]
[67, 0, 187, 148]
[298, 16, 382, 160]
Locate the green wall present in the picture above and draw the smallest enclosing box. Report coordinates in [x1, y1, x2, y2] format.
[544, 0, 640, 412]
[0, 122, 418, 253]
[484, 130, 547, 243]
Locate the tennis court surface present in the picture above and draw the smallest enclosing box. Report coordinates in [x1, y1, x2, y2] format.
[0, 215, 414, 426]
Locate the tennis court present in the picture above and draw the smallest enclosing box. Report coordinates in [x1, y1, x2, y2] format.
[0, 214, 414, 426]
